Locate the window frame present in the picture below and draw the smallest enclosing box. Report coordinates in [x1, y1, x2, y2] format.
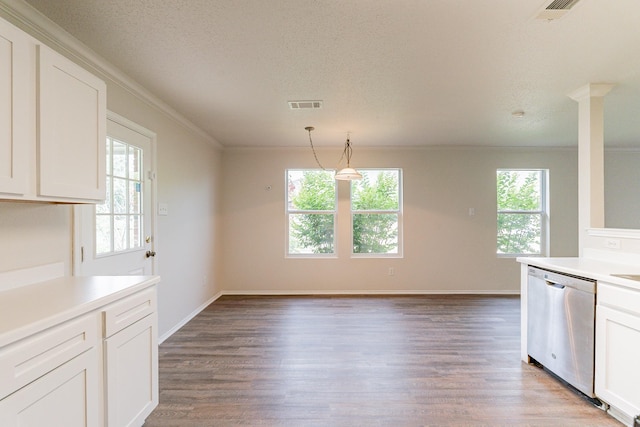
[285, 168, 338, 258]
[496, 168, 549, 258]
[350, 168, 403, 258]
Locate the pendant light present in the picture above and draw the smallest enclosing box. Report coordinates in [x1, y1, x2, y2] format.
[305, 126, 362, 181]
[334, 135, 362, 180]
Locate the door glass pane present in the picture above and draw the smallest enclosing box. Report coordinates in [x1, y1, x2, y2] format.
[105, 138, 112, 175]
[113, 215, 127, 251]
[129, 146, 141, 180]
[112, 140, 127, 178]
[129, 215, 141, 248]
[112, 178, 127, 214]
[96, 176, 111, 214]
[129, 181, 141, 214]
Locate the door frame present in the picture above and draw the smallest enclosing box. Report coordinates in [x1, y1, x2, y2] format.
[72, 110, 158, 276]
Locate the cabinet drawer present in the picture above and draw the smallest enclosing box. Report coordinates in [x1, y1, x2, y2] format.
[103, 288, 156, 338]
[0, 313, 99, 399]
[598, 282, 640, 316]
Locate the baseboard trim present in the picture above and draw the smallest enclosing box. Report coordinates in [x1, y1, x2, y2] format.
[220, 289, 520, 296]
[158, 291, 223, 344]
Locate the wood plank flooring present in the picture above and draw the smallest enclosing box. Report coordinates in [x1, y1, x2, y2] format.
[144, 295, 620, 427]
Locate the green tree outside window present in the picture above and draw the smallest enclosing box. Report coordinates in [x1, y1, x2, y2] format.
[351, 170, 400, 254]
[288, 170, 336, 254]
[497, 170, 546, 255]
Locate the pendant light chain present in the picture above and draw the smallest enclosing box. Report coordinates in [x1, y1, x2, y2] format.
[343, 133, 353, 167]
[306, 126, 328, 171]
[306, 126, 346, 170]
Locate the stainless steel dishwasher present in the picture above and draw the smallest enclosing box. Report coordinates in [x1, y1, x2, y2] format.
[527, 266, 597, 398]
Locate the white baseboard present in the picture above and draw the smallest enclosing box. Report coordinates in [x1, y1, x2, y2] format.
[221, 289, 520, 296]
[158, 291, 223, 343]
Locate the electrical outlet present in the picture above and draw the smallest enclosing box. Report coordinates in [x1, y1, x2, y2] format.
[605, 238, 620, 249]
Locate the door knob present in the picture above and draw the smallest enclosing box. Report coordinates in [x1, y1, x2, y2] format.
[145, 250, 156, 258]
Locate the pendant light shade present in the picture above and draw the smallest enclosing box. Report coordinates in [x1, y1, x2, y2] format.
[335, 167, 363, 181]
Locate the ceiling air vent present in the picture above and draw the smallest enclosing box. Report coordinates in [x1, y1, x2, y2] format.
[288, 100, 323, 110]
[535, 0, 581, 20]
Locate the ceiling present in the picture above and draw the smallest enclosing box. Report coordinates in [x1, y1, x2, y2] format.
[21, 0, 640, 148]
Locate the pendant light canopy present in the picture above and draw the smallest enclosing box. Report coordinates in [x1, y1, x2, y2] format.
[305, 126, 362, 181]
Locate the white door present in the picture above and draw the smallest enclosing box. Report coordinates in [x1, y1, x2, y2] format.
[74, 112, 156, 276]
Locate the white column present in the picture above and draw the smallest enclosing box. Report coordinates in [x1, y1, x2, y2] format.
[568, 83, 614, 253]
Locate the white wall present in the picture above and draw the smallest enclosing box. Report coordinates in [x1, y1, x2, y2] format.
[0, 203, 72, 274]
[221, 146, 579, 293]
[605, 150, 640, 230]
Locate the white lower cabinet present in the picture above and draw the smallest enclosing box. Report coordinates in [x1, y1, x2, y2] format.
[0, 285, 158, 427]
[595, 282, 640, 426]
[104, 312, 158, 426]
[102, 287, 158, 427]
[0, 347, 101, 427]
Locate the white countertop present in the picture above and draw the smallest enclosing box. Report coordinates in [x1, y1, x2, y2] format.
[0, 275, 160, 348]
[517, 256, 640, 291]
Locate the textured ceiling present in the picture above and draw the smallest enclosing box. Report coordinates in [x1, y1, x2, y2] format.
[21, 0, 640, 148]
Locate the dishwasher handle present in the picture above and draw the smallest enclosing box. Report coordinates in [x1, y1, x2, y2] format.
[546, 280, 566, 289]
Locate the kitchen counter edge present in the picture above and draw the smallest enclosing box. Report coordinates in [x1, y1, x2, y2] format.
[516, 257, 640, 291]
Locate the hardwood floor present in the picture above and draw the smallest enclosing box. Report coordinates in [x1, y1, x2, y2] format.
[144, 295, 620, 427]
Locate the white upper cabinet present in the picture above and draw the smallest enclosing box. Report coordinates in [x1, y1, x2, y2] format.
[0, 16, 106, 203]
[37, 44, 106, 201]
[0, 17, 29, 196]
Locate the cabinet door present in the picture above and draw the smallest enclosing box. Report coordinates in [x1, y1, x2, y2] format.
[0, 18, 29, 195]
[595, 304, 640, 419]
[37, 44, 106, 201]
[0, 347, 101, 427]
[104, 313, 158, 427]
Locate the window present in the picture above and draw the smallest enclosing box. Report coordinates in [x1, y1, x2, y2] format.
[287, 169, 337, 256]
[95, 137, 144, 255]
[351, 169, 402, 256]
[497, 169, 548, 256]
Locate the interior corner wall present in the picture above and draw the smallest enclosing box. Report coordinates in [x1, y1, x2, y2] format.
[220, 146, 579, 294]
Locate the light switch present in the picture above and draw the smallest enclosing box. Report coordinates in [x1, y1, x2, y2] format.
[158, 203, 168, 216]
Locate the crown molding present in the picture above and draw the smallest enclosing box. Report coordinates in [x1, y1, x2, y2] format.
[0, 0, 223, 149]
